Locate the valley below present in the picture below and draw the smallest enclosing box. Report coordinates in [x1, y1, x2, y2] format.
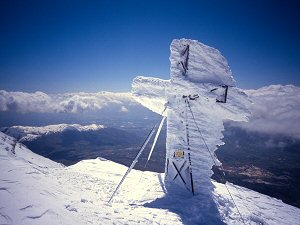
[2, 121, 300, 208]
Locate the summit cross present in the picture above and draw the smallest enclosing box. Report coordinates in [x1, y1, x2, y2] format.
[132, 38, 250, 196]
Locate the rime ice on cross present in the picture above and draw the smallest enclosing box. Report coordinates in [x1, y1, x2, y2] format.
[132, 39, 250, 196]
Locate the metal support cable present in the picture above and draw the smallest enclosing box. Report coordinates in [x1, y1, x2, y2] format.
[185, 99, 246, 225]
[108, 106, 167, 203]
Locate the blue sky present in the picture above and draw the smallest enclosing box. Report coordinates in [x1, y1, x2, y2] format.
[0, 0, 299, 93]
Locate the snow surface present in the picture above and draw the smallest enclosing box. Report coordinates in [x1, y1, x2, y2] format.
[0, 124, 105, 142]
[1, 131, 299, 225]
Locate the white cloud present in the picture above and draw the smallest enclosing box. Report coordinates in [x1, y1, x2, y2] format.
[1, 84, 299, 139]
[233, 84, 300, 139]
[0, 90, 138, 113]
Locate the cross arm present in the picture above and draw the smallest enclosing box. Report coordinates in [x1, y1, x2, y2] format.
[131, 76, 169, 115]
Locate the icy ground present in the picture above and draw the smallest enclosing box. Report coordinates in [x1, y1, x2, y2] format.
[1, 131, 299, 225]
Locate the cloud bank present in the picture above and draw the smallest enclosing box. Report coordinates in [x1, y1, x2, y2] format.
[234, 84, 300, 139]
[0, 90, 138, 113]
[1, 84, 299, 139]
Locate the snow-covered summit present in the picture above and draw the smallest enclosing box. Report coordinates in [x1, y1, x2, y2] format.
[1, 131, 300, 225]
[0, 123, 105, 142]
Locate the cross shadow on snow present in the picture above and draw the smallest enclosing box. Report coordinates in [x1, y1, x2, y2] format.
[144, 177, 226, 225]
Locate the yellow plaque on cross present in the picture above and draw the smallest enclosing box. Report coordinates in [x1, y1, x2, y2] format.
[174, 150, 185, 158]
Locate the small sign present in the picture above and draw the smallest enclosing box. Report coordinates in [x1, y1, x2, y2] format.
[174, 150, 185, 158]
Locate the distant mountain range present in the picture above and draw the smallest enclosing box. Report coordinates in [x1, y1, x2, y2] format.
[0, 124, 105, 141]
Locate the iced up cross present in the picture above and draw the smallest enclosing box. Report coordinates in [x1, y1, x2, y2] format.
[132, 39, 250, 195]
